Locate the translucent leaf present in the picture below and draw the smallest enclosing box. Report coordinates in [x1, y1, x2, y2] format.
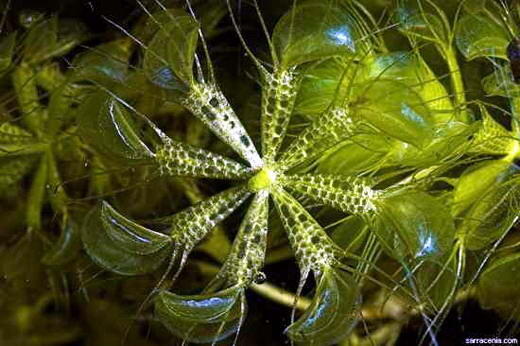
[77, 93, 154, 161]
[360, 52, 454, 118]
[72, 39, 131, 86]
[331, 215, 369, 253]
[218, 191, 269, 286]
[374, 190, 455, 260]
[271, 187, 340, 272]
[481, 64, 520, 98]
[293, 59, 345, 116]
[42, 219, 82, 266]
[143, 10, 199, 87]
[279, 107, 356, 170]
[478, 253, 520, 319]
[100, 201, 172, 255]
[456, 13, 510, 60]
[81, 206, 171, 276]
[182, 83, 262, 168]
[272, 3, 368, 68]
[459, 178, 520, 250]
[286, 268, 360, 345]
[453, 160, 517, 216]
[154, 286, 246, 343]
[282, 173, 377, 215]
[23, 16, 89, 64]
[261, 68, 299, 164]
[352, 80, 434, 147]
[317, 134, 390, 176]
[166, 186, 251, 251]
[415, 253, 458, 312]
[155, 138, 251, 179]
[395, 0, 448, 43]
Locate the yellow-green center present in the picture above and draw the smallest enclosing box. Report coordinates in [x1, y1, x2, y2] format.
[248, 167, 278, 192]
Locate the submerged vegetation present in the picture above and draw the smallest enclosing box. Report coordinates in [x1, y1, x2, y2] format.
[1, 0, 520, 344]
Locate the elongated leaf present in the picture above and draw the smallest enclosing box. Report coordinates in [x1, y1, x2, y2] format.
[182, 82, 262, 168]
[272, 187, 340, 272]
[459, 178, 520, 250]
[478, 253, 520, 319]
[155, 138, 250, 179]
[286, 268, 360, 345]
[283, 173, 377, 215]
[261, 68, 299, 164]
[166, 186, 251, 251]
[456, 13, 510, 60]
[155, 286, 246, 343]
[374, 190, 455, 260]
[0, 121, 34, 146]
[81, 206, 171, 275]
[218, 191, 269, 286]
[272, 3, 368, 68]
[77, 93, 154, 161]
[279, 107, 356, 170]
[100, 201, 172, 255]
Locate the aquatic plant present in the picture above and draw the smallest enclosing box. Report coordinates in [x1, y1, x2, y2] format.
[1, 0, 520, 345]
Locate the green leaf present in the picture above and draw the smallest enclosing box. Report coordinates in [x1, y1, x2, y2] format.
[374, 190, 456, 260]
[453, 160, 516, 216]
[271, 187, 340, 272]
[478, 252, 520, 320]
[26, 157, 48, 231]
[143, 10, 199, 87]
[458, 177, 520, 250]
[154, 286, 246, 343]
[352, 80, 434, 147]
[279, 107, 356, 170]
[155, 137, 251, 180]
[282, 173, 377, 215]
[481, 64, 520, 98]
[100, 201, 172, 255]
[72, 39, 131, 86]
[81, 205, 171, 275]
[395, 0, 448, 44]
[415, 253, 458, 312]
[331, 215, 369, 254]
[286, 268, 360, 345]
[217, 191, 269, 286]
[165, 186, 250, 251]
[23, 16, 89, 64]
[77, 93, 154, 161]
[272, 3, 368, 68]
[456, 13, 510, 60]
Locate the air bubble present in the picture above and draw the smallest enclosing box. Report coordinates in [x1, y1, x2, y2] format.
[254, 272, 267, 284]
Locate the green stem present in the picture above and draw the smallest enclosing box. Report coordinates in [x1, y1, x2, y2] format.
[444, 46, 467, 121]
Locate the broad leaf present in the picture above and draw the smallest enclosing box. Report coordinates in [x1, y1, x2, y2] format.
[286, 268, 360, 345]
[81, 205, 171, 275]
[154, 286, 246, 343]
[272, 3, 368, 68]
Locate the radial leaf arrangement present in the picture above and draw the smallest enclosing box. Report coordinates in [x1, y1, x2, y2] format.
[4, 0, 520, 345]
